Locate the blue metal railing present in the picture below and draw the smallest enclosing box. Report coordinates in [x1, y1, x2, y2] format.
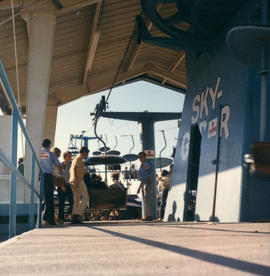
[0, 60, 43, 238]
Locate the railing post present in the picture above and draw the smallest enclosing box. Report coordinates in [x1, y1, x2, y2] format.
[9, 109, 18, 238]
[29, 153, 35, 229]
[37, 173, 44, 228]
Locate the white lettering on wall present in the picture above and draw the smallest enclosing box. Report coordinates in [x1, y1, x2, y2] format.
[209, 77, 222, 110]
[199, 120, 207, 133]
[181, 132, 190, 161]
[200, 87, 209, 119]
[220, 105, 230, 139]
[190, 77, 230, 140]
[192, 94, 200, 124]
[191, 77, 223, 124]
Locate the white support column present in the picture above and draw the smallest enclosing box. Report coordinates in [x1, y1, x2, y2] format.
[24, 12, 56, 192]
[44, 105, 58, 146]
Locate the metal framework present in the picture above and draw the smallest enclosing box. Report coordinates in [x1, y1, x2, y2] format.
[0, 60, 42, 238]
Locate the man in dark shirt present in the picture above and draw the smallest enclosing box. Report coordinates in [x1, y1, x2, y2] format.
[137, 152, 152, 221]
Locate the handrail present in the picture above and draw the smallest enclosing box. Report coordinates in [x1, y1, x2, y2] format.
[0, 59, 42, 239]
[0, 60, 42, 172]
[0, 149, 41, 199]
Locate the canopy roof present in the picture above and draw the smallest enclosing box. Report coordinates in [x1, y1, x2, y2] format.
[0, 0, 187, 114]
[0, 0, 248, 114]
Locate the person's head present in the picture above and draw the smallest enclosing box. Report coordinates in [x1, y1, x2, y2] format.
[79, 146, 89, 158]
[63, 151, 72, 162]
[53, 147, 61, 158]
[161, 170, 169, 177]
[18, 157, 24, 165]
[111, 172, 120, 182]
[131, 164, 135, 169]
[138, 152, 146, 162]
[42, 138, 51, 149]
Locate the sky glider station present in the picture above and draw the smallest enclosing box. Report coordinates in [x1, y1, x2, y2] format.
[0, 0, 270, 240]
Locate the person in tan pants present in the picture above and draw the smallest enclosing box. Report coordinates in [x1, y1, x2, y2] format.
[69, 146, 89, 224]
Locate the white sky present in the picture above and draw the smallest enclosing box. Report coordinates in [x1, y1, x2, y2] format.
[2, 80, 185, 190]
[54, 80, 185, 164]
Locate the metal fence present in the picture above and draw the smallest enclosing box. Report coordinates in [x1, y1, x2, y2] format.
[0, 59, 43, 238]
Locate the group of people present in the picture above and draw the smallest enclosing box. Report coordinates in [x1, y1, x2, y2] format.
[40, 138, 90, 225]
[40, 138, 127, 225]
[122, 164, 137, 180]
[40, 138, 173, 225]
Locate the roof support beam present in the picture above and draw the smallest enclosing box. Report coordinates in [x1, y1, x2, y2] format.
[83, 0, 102, 84]
[150, 67, 187, 89]
[126, 4, 161, 72]
[56, 0, 99, 16]
[0, 0, 20, 10]
[53, 63, 152, 104]
[162, 51, 185, 85]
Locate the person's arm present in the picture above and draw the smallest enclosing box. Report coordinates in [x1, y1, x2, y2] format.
[51, 152, 62, 171]
[74, 164, 79, 184]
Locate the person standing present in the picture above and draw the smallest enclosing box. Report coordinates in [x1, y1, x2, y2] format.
[137, 151, 152, 221]
[69, 146, 89, 224]
[40, 138, 62, 225]
[58, 151, 73, 224]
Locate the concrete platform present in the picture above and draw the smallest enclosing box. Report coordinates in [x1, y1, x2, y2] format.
[0, 221, 269, 275]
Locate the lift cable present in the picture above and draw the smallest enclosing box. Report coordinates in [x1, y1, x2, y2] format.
[159, 130, 167, 173]
[11, 0, 25, 158]
[91, 10, 142, 156]
[104, 27, 136, 106]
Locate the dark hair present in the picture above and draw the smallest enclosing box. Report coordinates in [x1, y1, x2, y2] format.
[63, 151, 71, 158]
[18, 157, 24, 164]
[42, 138, 51, 148]
[79, 146, 89, 154]
[161, 170, 169, 177]
[111, 172, 119, 181]
[138, 152, 146, 157]
[53, 147, 61, 155]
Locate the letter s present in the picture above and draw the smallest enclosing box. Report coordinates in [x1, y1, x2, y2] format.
[192, 94, 200, 124]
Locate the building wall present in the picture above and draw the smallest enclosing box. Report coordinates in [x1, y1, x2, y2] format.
[0, 115, 12, 175]
[165, 44, 249, 222]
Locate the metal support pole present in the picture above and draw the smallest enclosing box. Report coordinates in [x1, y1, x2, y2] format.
[9, 109, 18, 238]
[260, 0, 269, 141]
[211, 105, 223, 222]
[141, 120, 157, 220]
[29, 153, 35, 229]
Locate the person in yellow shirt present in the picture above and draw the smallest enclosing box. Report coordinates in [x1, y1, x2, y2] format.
[69, 146, 89, 224]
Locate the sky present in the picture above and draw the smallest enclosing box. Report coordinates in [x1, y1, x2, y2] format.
[54, 81, 185, 170]
[0, 80, 185, 166]
[1, 80, 185, 190]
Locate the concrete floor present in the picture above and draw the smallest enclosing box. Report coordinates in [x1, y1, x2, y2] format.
[0, 221, 269, 275]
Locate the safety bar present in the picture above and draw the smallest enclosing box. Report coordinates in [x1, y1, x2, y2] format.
[0, 149, 41, 199]
[0, 59, 43, 239]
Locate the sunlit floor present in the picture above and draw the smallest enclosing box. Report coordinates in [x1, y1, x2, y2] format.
[0, 221, 269, 275]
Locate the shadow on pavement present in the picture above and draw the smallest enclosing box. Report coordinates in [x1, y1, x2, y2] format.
[89, 225, 270, 276]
